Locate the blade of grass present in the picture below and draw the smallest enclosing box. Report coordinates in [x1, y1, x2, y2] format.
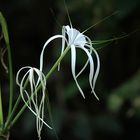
[0, 12, 13, 119]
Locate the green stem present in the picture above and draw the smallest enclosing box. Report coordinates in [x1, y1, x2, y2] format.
[7, 42, 13, 118]
[4, 46, 70, 130]
[45, 47, 70, 80]
[4, 79, 30, 130]
[4, 95, 21, 131]
[0, 83, 3, 125]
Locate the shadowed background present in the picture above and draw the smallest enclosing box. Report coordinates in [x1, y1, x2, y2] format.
[0, 0, 140, 140]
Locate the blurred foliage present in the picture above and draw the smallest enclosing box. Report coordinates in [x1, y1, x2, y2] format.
[108, 70, 140, 115]
[0, 0, 140, 140]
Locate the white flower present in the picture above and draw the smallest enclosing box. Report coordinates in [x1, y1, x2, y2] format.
[16, 66, 52, 139]
[16, 24, 100, 139]
[38, 25, 100, 100]
[60, 25, 100, 100]
[16, 35, 66, 139]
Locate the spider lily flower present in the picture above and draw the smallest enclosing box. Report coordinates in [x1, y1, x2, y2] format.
[59, 25, 100, 100]
[38, 25, 100, 100]
[16, 66, 52, 139]
[16, 35, 67, 139]
[16, 24, 100, 139]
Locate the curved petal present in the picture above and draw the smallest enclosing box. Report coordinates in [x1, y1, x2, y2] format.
[85, 45, 100, 100]
[76, 35, 93, 78]
[40, 35, 67, 71]
[16, 67, 52, 130]
[71, 45, 85, 99]
[91, 48, 100, 89]
[16, 66, 32, 86]
[76, 46, 99, 100]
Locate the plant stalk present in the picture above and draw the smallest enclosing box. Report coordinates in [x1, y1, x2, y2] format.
[0, 83, 3, 126]
[4, 46, 70, 130]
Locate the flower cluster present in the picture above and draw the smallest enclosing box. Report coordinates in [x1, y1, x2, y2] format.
[16, 25, 100, 139]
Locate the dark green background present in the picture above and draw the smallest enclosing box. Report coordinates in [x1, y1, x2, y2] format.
[0, 0, 140, 140]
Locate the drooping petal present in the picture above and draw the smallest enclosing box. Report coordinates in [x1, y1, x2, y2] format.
[40, 35, 67, 71]
[16, 67, 32, 106]
[76, 45, 99, 100]
[16, 67, 52, 136]
[64, 25, 100, 100]
[91, 48, 100, 89]
[71, 45, 85, 98]
[16, 66, 32, 86]
[76, 35, 93, 78]
[85, 45, 100, 100]
[82, 46, 99, 100]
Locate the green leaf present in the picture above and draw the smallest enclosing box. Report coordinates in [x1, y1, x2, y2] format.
[0, 11, 13, 117]
[0, 12, 10, 45]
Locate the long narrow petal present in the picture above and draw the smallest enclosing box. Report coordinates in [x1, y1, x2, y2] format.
[16, 66, 32, 86]
[76, 49, 92, 78]
[16, 67, 52, 129]
[75, 35, 92, 78]
[40, 35, 67, 71]
[92, 48, 100, 89]
[71, 45, 85, 98]
[76, 46, 99, 100]
[85, 45, 100, 100]
[18, 69, 32, 106]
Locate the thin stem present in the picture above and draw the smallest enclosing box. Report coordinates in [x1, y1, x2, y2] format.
[45, 46, 70, 80]
[4, 46, 70, 130]
[4, 78, 30, 131]
[4, 95, 21, 130]
[0, 83, 4, 125]
[7, 45, 13, 118]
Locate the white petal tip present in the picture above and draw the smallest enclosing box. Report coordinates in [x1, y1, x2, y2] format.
[91, 91, 99, 101]
[83, 96, 86, 99]
[49, 127, 53, 130]
[96, 97, 100, 101]
[81, 94, 85, 99]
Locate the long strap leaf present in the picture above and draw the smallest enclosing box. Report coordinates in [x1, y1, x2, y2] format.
[0, 12, 13, 119]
